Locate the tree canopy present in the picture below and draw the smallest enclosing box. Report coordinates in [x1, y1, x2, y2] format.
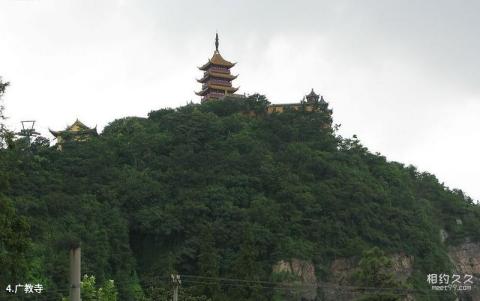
[0, 94, 478, 300]
[0, 77, 11, 148]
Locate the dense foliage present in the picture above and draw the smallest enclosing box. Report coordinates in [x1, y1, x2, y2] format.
[0, 77, 12, 148]
[0, 94, 478, 300]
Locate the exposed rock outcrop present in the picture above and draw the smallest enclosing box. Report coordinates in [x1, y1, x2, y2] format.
[448, 242, 480, 301]
[273, 246, 480, 301]
[321, 253, 414, 301]
[440, 229, 449, 243]
[390, 253, 415, 283]
[272, 259, 317, 301]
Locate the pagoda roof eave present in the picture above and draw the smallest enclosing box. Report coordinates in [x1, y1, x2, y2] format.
[198, 51, 236, 70]
[198, 62, 236, 71]
[195, 88, 209, 96]
[49, 129, 60, 137]
[195, 85, 239, 96]
[197, 72, 238, 83]
[50, 129, 98, 135]
[206, 83, 239, 92]
[49, 127, 98, 137]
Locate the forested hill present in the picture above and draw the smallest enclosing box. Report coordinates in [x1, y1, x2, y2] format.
[1, 95, 479, 300]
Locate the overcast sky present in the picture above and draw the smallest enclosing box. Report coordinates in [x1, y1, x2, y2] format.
[0, 0, 479, 200]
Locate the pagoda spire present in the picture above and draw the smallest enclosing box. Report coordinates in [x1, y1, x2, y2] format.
[215, 32, 219, 52]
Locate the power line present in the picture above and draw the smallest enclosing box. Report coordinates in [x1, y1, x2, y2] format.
[141, 274, 452, 296]
[180, 274, 418, 292]
[177, 278, 447, 297]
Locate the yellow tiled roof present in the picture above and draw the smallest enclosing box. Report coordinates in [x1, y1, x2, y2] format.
[199, 51, 236, 70]
[197, 71, 238, 83]
[195, 83, 239, 96]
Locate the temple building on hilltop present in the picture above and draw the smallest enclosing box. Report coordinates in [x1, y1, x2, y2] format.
[267, 89, 332, 115]
[195, 34, 333, 121]
[196, 33, 239, 102]
[49, 119, 98, 150]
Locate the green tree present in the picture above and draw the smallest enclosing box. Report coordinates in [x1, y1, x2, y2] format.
[71, 274, 118, 301]
[81, 275, 98, 300]
[0, 196, 30, 284]
[0, 77, 12, 148]
[353, 247, 401, 301]
[98, 280, 119, 301]
[197, 224, 221, 299]
[228, 227, 269, 301]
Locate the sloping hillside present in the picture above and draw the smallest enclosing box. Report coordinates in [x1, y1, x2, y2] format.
[1, 95, 478, 300]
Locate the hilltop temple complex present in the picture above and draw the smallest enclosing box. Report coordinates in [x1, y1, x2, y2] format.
[49, 119, 97, 150]
[196, 34, 332, 116]
[49, 34, 331, 148]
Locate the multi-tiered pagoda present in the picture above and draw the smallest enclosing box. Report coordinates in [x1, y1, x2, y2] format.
[196, 33, 239, 102]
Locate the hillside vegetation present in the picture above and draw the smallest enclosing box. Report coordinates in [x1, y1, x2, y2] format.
[1, 94, 478, 300]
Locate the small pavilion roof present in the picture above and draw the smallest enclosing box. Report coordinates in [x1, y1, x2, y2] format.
[49, 119, 98, 137]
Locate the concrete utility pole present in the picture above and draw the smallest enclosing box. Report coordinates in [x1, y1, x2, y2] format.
[171, 274, 181, 301]
[70, 247, 81, 301]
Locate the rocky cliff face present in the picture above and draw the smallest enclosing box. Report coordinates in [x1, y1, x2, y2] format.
[448, 242, 480, 301]
[272, 259, 317, 301]
[274, 243, 480, 301]
[321, 254, 414, 301]
[272, 254, 414, 301]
